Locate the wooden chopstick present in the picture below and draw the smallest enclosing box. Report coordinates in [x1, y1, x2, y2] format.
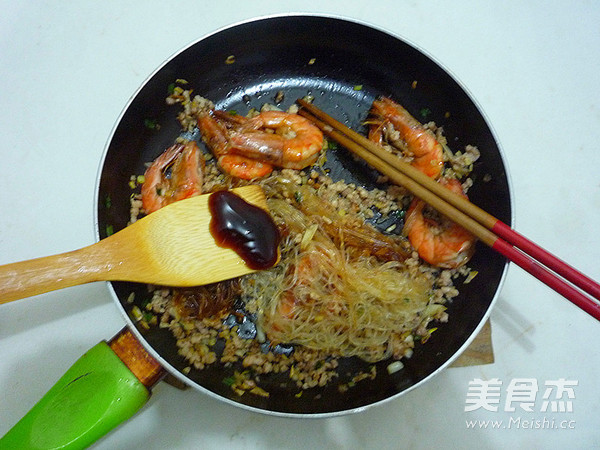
[297, 98, 600, 320]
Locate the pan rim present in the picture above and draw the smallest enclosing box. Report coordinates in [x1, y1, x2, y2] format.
[93, 12, 513, 418]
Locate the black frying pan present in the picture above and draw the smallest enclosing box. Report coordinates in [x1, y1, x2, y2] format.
[97, 14, 511, 415]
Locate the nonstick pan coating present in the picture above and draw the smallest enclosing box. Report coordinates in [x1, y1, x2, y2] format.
[96, 15, 511, 416]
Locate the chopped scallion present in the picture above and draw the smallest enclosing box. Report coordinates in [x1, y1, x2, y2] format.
[131, 306, 143, 321]
[388, 209, 405, 221]
[144, 118, 160, 130]
[464, 270, 479, 284]
[387, 361, 404, 374]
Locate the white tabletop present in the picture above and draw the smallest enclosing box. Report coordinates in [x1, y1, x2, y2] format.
[1, 1, 598, 449]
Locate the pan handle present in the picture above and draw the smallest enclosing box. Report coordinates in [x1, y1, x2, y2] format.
[0, 328, 165, 449]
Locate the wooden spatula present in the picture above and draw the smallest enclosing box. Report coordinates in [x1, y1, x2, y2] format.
[0, 185, 270, 304]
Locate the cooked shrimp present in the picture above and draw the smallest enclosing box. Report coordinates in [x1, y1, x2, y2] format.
[197, 113, 274, 180]
[403, 178, 476, 268]
[369, 97, 444, 179]
[141, 141, 203, 214]
[227, 111, 324, 170]
[217, 154, 274, 180]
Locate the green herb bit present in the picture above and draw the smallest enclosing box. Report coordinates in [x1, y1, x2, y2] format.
[144, 118, 160, 130]
[106, 224, 114, 236]
[327, 139, 339, 150]
[294, 191, 303, 203]
[104, 194, 112, 209]
[388, 209, 405, 221]
[421, 327, 438, 344]
[222, 376, 235, 386]
[353, 84, 363, 91]
[420, 108, 431, 119]
[464, 270, 479, 284]
[167, 83, 176, 94]
[131, 305, 143, 321]
[249, 387, 270, 398]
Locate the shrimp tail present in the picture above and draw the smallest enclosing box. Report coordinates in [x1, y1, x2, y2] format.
[369, 97, 444, 179]
[197, 112, 230, 157]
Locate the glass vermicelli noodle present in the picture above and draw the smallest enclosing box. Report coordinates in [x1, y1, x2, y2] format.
[243, 176, 433, 363]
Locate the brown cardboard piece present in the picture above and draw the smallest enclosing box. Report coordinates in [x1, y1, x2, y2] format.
[450, 320, 494, 367]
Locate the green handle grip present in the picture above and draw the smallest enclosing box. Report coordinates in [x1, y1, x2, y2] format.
[0, 341, 150, 449]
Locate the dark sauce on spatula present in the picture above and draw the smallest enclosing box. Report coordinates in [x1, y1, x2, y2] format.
[208, 190, 280, 270]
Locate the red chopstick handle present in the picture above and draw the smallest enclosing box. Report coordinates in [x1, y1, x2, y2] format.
[492, 238, 600, 320]
[492, 221, 600, 300]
